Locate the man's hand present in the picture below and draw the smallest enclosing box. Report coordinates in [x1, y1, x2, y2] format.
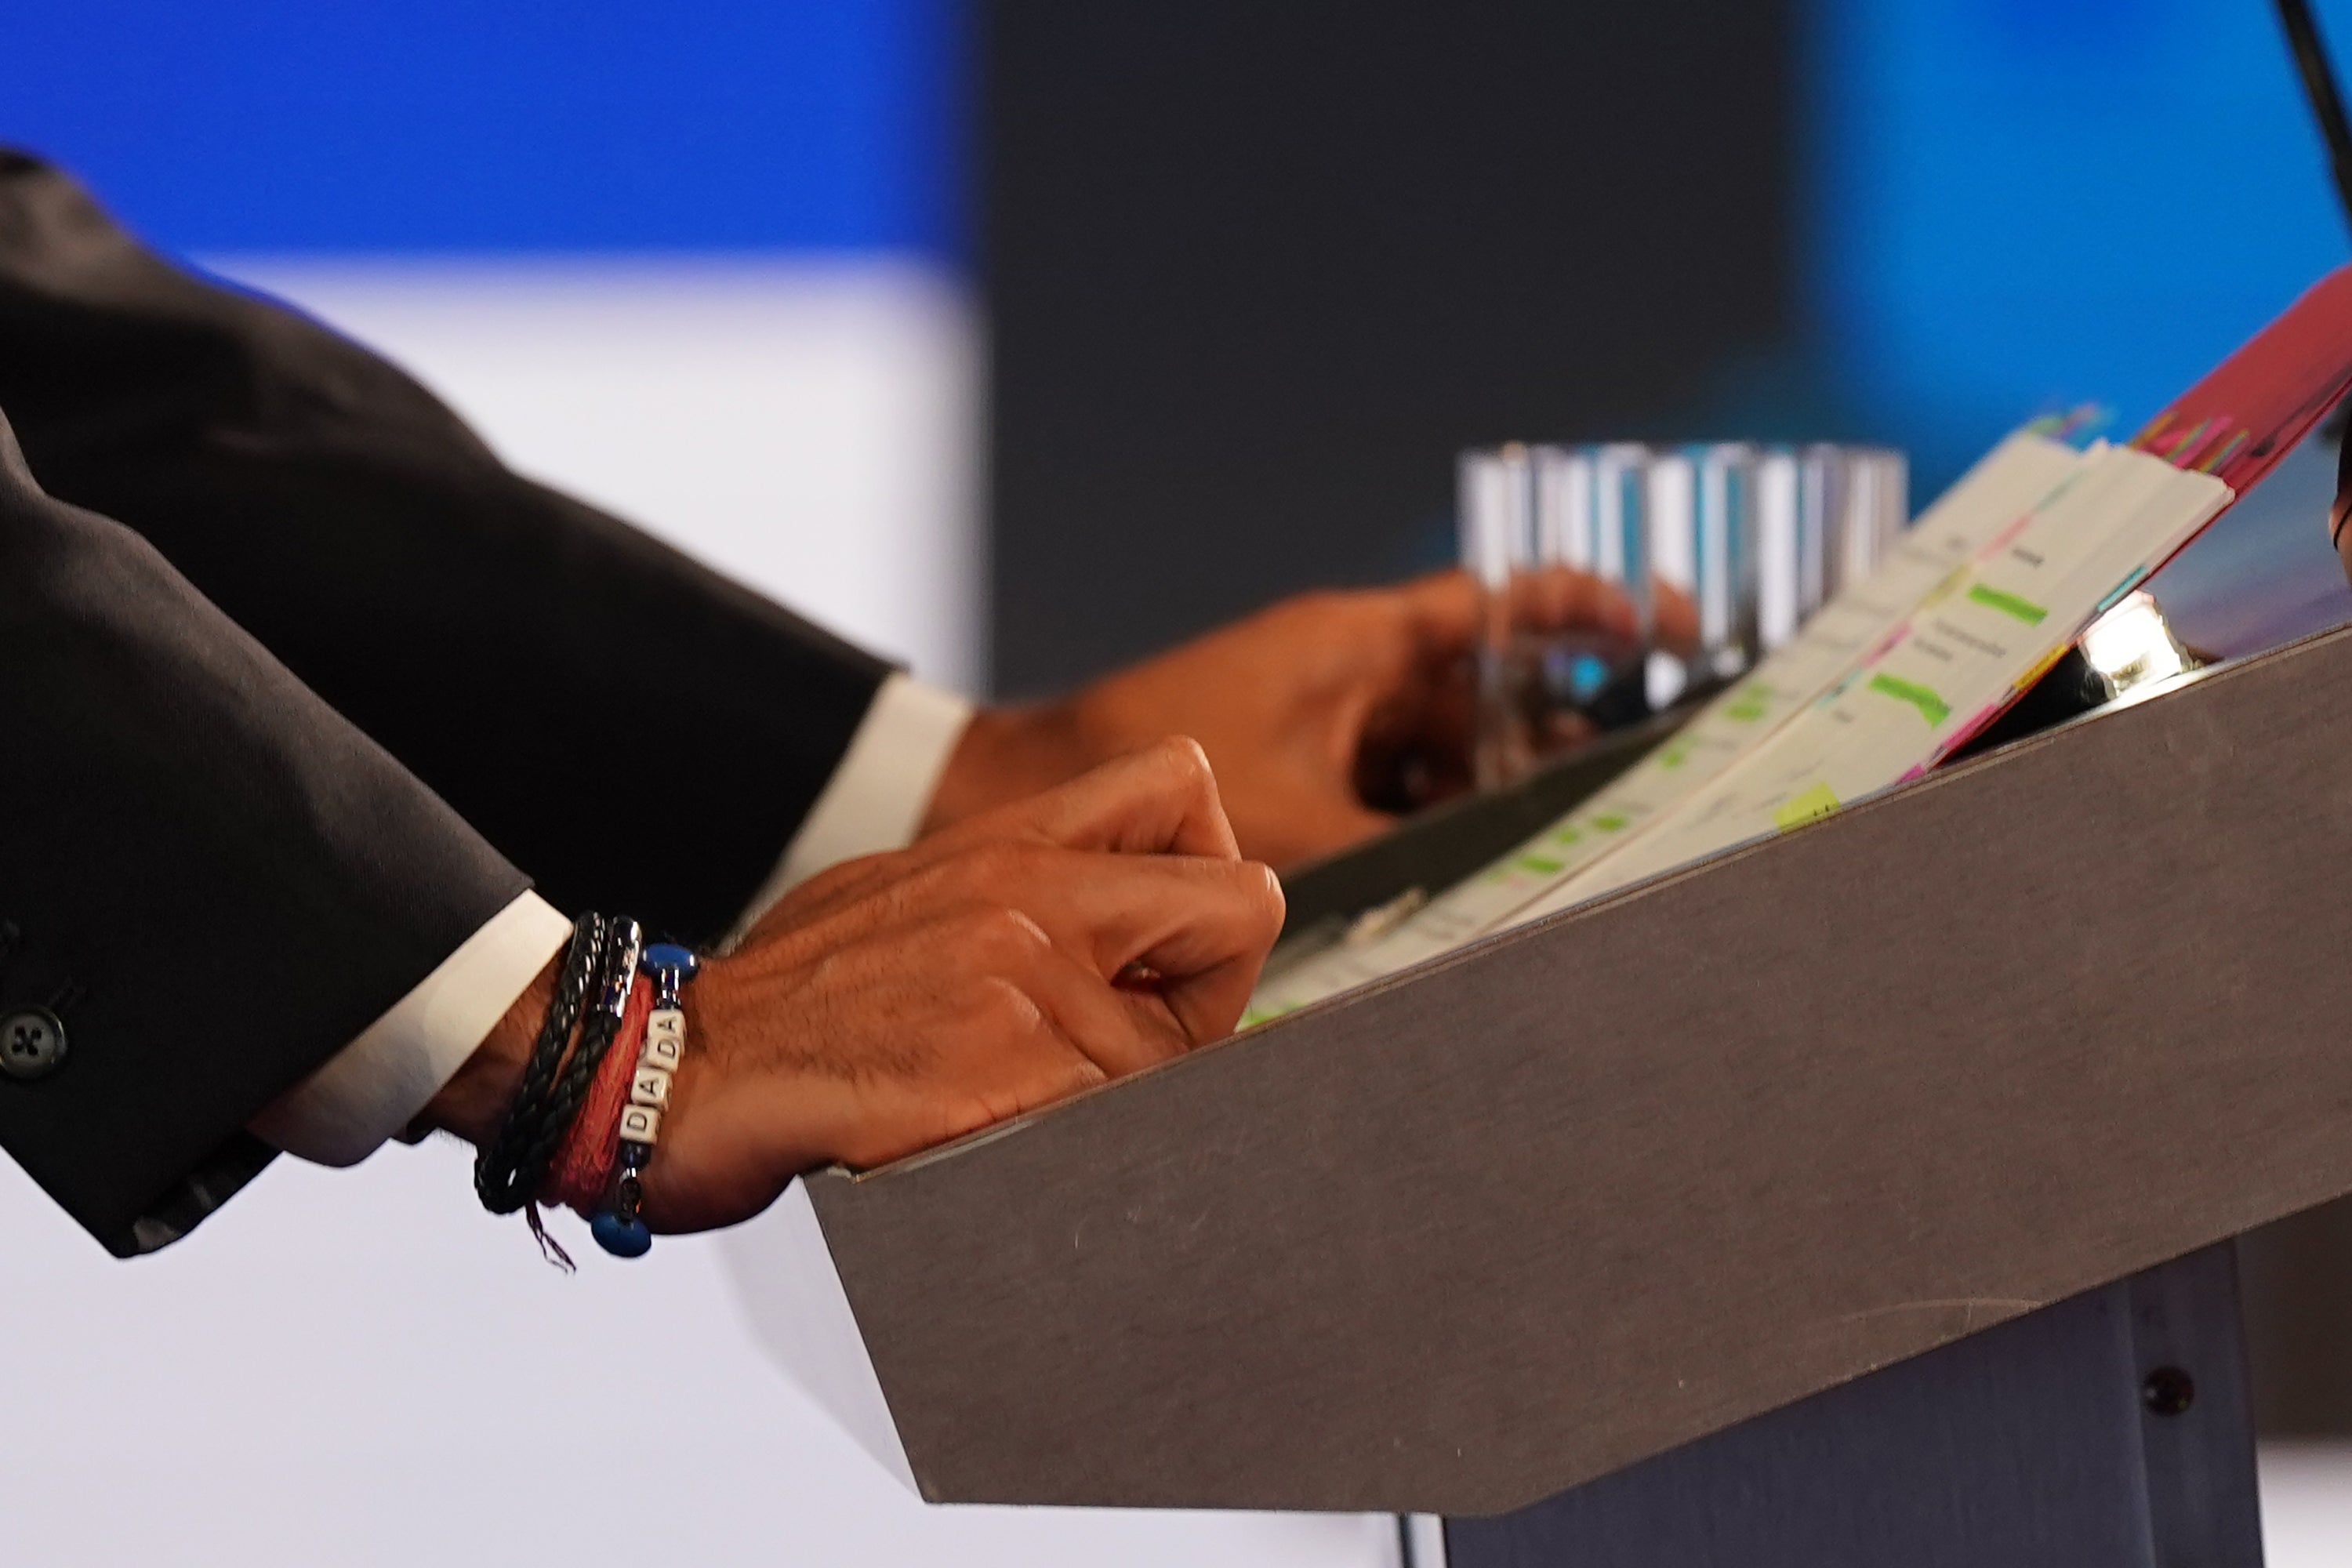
[927, 568, 1693, 869]
[428, 739, 1283, 1233]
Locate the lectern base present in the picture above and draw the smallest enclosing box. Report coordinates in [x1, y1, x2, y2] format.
[1441, 1245, 2262, 1567]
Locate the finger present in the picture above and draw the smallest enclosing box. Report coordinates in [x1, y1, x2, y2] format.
[1540, 709, 1601, 752]
[1392, 564, 1643, 648]
[1512, 564, 1642, 642]
[1016, 850, 1287, 978]
[994, 851, 1287, 1042]
[748, 735, 1241, 936]
[1391, 568, 1482, 658]
[1279, 575, 1475, 768]
[1251, 574, 1472, 719]
[1000, 735, 1242, 860]
[1000, 922, 1192, 1076]
[1651, 579, 1700, 657]
[742, 761, 1260, 982]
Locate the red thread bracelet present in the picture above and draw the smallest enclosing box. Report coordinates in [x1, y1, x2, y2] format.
[542, 972, 652, 1216]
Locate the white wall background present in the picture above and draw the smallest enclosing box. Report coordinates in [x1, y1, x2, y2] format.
[3, 260, 2347, 1564]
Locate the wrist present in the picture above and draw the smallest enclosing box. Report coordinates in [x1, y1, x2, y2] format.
[423, 953, 556, 1147]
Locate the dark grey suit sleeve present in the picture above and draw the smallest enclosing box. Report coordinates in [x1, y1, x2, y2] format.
[0, 417, 530, 1255]
[0, 151, 895, 945]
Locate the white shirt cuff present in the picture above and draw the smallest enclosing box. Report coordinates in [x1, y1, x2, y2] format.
[731, 672, 973, 935]
[249, 890, 573, 1166]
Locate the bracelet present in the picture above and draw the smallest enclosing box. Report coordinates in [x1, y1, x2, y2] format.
[512, 916, 641, 1202]
[474, 912, 608, 1216]
[474, 913, 643, 1275]
[537, 974, 651, 1212]
[590, 941, 700, 1259]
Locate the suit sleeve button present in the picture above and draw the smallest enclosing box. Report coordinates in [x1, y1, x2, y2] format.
[0, 1007, 67, 1080]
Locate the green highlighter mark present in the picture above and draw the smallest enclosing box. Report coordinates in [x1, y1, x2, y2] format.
[1719, 680, 1775, 722]
[1592, 813, 1629, 833]
[1867, 673, 1951, 727]
[1965, 583, 2048, 626]
[1772, 782, 1840, 830]
[1657, 743, 1692, 770]
[1516, 853, 1564, 876]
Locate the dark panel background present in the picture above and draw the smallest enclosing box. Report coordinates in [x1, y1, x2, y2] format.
[983, 1, 1801, 695]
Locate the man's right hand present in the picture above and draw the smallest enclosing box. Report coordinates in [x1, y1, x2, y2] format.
[430, 738, 1284, 1234]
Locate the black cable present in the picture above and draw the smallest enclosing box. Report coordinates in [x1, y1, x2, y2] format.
[2276, 0, 2352, 240]
[2335, 414, 2352, 546]
[2274, 1, 2352, 566]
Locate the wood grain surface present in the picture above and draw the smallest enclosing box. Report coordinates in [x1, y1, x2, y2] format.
[807, 622, 2352, 1513]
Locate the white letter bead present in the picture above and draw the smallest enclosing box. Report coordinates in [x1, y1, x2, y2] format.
[619, 1105, 662, 1144]
[642, 1032, 684, 1072]
[647, 1008, 685, 1045]
[630, 1065, 673, 1109]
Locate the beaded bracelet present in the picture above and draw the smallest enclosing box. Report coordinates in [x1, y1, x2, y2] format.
[540, 975, 652, 1218]
[590, 941, 699, 1258]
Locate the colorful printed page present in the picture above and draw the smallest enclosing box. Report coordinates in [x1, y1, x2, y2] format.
[1508, 444, 2230, 927]
[1247, 430, 2088, 1018]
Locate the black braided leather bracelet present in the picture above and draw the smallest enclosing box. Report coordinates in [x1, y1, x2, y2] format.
[508, 918, 641, 1206]
[473, 913, 608, 1215]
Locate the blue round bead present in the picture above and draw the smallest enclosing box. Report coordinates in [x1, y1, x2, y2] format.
[643, 942, 699, 978]
[591, 1210, 653, 1258]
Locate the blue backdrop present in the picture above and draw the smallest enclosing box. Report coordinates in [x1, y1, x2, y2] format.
[0, 0, 962, 255]
[1813, 0, 2352, 487]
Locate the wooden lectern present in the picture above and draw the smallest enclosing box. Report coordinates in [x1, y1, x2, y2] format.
[759, 615, 2352, 1565]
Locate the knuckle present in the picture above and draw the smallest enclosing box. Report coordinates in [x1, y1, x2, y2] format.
[962, 903, 1047, 960]
[1152, 734, 1215, 787]
[967, 973, 1044, 1034]
[952, 840, 1040, 890]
